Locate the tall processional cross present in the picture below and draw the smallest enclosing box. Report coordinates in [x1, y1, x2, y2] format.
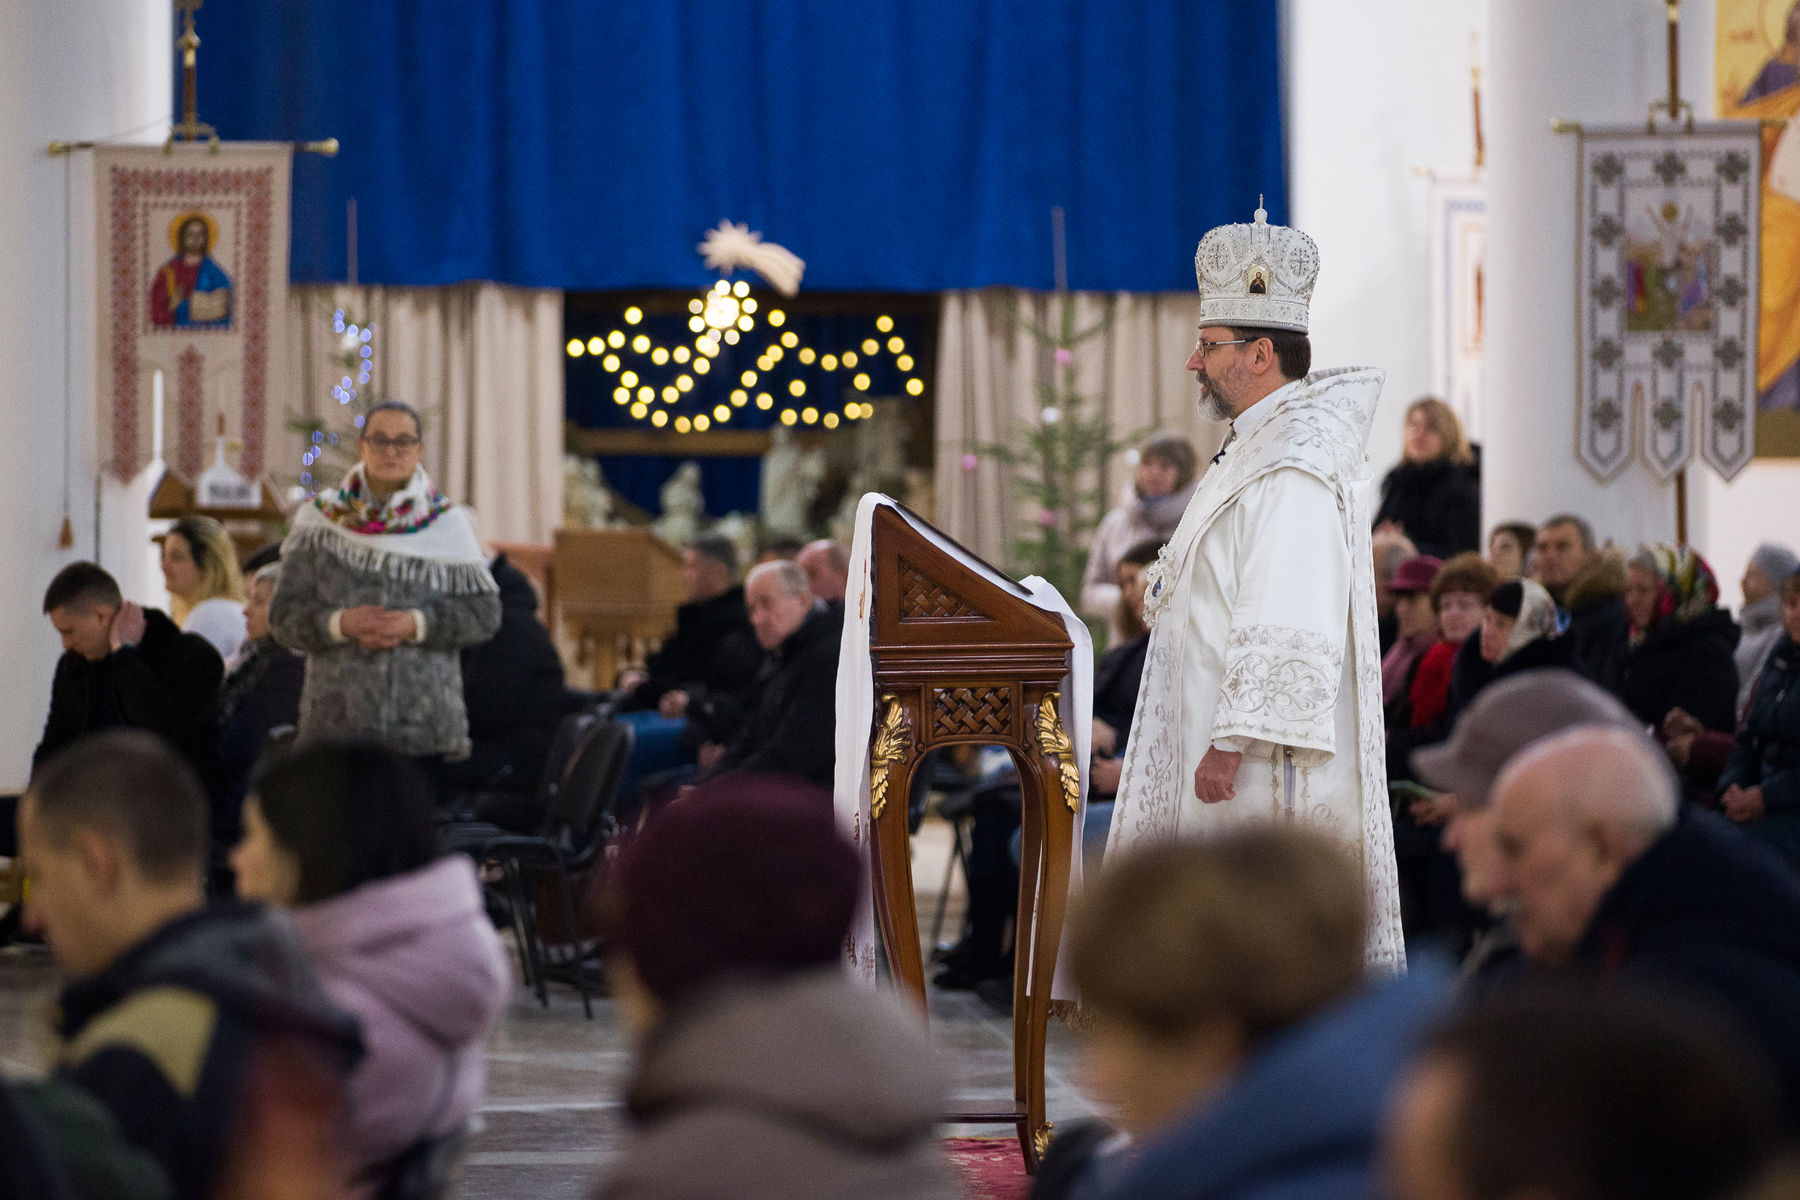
[170, 0, 218, 145]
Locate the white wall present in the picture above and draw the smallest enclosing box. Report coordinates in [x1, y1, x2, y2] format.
[1285, 0, 1798, 608]
[0, 2, 170, 788]
[1283, 0, 1490, 480]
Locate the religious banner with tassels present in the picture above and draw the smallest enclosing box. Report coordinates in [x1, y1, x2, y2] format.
[1567, 1, 1767, 498]
[1574, 124, 1762, 483]
[93, 141, 292, 488]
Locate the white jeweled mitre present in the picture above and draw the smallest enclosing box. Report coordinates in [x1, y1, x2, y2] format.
[1195, 199, 1320, 333]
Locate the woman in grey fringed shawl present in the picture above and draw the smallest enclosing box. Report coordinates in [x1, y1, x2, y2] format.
[271, 402, 501, 778]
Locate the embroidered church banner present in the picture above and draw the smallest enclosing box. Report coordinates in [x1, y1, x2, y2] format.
[94, 143, 291, 484]
[1576, 125, 1762, 483]
[1428, 177, 1487, 442]
[1716, 0, 1800, 458]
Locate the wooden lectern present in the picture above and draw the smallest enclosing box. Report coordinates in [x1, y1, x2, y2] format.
[862, 505, 1081, 1171]
[551, 528, 685, 689]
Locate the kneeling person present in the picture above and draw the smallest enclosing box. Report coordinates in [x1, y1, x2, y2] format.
[19, 730, 359, 1200]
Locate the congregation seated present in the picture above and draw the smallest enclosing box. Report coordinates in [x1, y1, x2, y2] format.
[233, 742, 512, 1199]
[1485, 727, 1800, 1129]
[1383, 991, 1781, 1200]
[1484, 520, 1535, 580]
[217, 562, 304, 817]
[161, 515, 249, 664]
[1736, 542, 1798, 713]
[36, 561, 224, 812]
[1531, 514, 1628, 689]
[1045, 828, 1447, 1200]
[794, 538, 850, 605]
[1398, 552, 1497, 746]
[700, 560, 842, 791]
[18, 731, 360, 1200]
[595, 782, 958, 1200]
[1372, 529, 1418, 654]
[443, 550, 569, 816]
[615, 533, 761, 724]
[1088, 540, 1160, 818]
[1373, 397, 1481, 560]
[1380, 554, 1442, 724]
[1410, 671, 1645, 993]
[1713, 569, 1800, 871]
[1616, 544, 1739, 738]
[1442, 578, 1569, 726]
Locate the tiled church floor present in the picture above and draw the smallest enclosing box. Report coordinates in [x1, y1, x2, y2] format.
[0, 815, 1098, 1198]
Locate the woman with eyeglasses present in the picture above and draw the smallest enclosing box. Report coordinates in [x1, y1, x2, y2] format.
[270, 401, 501, 794]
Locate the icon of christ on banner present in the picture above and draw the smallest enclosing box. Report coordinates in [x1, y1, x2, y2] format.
[150, 210, 232, 329]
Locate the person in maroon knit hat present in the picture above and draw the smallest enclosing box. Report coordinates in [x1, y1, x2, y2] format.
[593, 777, 958, 1200]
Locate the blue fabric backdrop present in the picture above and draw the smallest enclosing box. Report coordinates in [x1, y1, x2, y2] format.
[198, 1, 1285, 292]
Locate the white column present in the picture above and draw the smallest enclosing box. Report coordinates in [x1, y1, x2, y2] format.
[0, 1, 170, 787]
[1283, 0, 1488, 479]
[1483, 0, 1678, 545]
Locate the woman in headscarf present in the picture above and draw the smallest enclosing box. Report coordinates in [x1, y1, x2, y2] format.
[1716, 571, 1800, 872]
[1442, 578, 1571, 726]
[270, 401, 502, 790]
[1616, 544, 1740, 735]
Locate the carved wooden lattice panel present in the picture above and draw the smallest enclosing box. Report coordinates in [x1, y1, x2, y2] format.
[898, 557, 988, 620]
[933, 686, 1012, 738]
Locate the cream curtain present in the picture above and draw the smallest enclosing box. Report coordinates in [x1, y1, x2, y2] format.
[933, 288, 1226, 569]
[283, 284, 564, 545]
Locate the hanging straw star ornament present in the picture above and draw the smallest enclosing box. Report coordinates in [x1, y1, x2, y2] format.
[697, 221, 806, 296]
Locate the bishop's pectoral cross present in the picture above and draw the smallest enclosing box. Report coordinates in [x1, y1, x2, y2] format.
[169, 0, 218, 145]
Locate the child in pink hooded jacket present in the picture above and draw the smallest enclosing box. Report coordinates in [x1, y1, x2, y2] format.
[233, 742, 514, 1198]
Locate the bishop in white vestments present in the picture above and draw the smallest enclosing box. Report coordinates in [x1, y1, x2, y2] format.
[1108, 204, 1406, 971]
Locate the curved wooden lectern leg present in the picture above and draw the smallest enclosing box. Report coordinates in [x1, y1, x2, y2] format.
[1009, 746, 1077, 1172]
[870, 748, 930, 1014]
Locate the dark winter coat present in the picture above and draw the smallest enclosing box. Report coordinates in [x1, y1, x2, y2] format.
[1373, 457, 1480, 559]
[1442, 630, 1579, 729]
[34, 607, 224, 799]
[1079, 963, 1452, 1200]
[53, 903, 361, 1200]
[216, 638, 305, 812]
[621, 585, 762, 714]
[1616, 607, 1740, 734]
[593, 969, 957, 1200]
[1719, 636, 1800, 870]
[1093, 632, 1149, 738]
[1570, 811, 1800, 1131]
[1561, 553, 1631, 692]
[711, 605, 843, 788]
[449, 554, 568, 795]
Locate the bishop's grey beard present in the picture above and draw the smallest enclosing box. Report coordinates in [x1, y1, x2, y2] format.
[1194, 372, 1233, 422]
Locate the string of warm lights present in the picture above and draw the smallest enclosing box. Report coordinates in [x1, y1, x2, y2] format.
[294, 308, 376, 495]
[565, 280, 925, 434]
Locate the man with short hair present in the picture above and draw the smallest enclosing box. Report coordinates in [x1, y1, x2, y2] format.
[36, 561, 224, 796]
[616, 534, 761, 721]
[1487, 726, 1800, 1124]
[1109, 202, 1405, 969]
[19, 730, 358, 1200]
[1533, 514, 1629, 688]
[705, 560, 842, 788]
[795, 538, 850, 606]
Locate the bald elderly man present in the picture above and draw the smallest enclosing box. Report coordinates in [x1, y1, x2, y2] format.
[1488, 727, 1800, 1128]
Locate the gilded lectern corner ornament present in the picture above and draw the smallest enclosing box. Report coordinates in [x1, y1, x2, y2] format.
[1035, 692, 1081, 814]
[868, 694, 911, 820]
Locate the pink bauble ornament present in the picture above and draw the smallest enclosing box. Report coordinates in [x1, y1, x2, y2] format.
[1053, 347, 1073, 365]
[960, 453, 979, 471]
[1038, 509, 1058, 527]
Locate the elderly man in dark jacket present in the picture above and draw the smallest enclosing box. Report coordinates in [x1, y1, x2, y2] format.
[704, 560, 841, 790]
[617, 534, 762, 727]
[1489, 725, 1800, 1132]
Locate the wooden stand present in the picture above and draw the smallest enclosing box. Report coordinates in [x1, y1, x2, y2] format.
[551, 528, 684, 689]
[862, 505, 1079, 1171]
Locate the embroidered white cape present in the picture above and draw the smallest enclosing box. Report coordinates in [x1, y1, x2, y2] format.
[1107, 367, 1406, 973]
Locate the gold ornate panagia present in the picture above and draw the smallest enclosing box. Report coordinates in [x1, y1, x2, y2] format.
[867, 693, 911, 820]
[858, 502, 1080, 1175]
[1035, 692, 1081, 814]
